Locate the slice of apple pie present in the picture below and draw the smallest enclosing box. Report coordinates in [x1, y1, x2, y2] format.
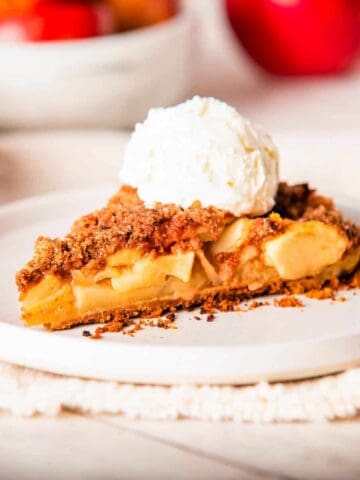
[16, 183, 360, 330]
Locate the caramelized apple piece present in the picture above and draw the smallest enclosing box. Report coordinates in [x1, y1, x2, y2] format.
[210, 218, 251, 255]
[21, 275, 76, 327]
[107, 248, 143, 267]
[110, 251, 195, 292]
[264, 221, 348, 280]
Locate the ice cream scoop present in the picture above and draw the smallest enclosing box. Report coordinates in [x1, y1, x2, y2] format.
[120, 96, 279, 217]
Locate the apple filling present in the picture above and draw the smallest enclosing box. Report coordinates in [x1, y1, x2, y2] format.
[20, 218, 358, 330]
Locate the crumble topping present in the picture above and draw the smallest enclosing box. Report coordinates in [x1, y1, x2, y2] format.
[275, 182, 359, 242]
[273, 182, 313, 219]
[16, 186, 233, 292]
[16, 183, 360, 293]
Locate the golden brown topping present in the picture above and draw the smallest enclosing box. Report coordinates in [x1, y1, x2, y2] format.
[274, 183, 359, 244]
[16, 185, 232, 291]
[107, 184, 143, 208]
[16, 183, 360, 293]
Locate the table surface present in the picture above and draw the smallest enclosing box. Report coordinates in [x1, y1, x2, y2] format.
[1, 413, 359, 480]
[1, 3, 360, 478]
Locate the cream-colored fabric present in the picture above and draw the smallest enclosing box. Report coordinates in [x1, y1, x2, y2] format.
[1, 361, 360, 422]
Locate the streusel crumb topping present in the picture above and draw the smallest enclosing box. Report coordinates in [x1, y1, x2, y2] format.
[16, 183, 359, 292]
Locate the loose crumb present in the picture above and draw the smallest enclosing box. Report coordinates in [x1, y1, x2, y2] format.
[274, 296, 304, 308]
[86, 314, 177, 339]
[206, 314, 215, 322]
[123, 323, 143, 336]
[82, 330, 91, 337]
[90, 328, 104, 340]
[306, 287, 335, 300]
[247, 300, 270, 311]
[156, 317, 176, 329]
[194, 316, 201, 320]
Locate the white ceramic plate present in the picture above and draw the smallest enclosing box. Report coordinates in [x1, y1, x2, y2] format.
[0, 188, 359, 384]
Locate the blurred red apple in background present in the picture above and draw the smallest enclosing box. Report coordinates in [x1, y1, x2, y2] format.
[0, 1, 114, 41]
[0, 0, 177, 41]
[225, 0, 360, 75]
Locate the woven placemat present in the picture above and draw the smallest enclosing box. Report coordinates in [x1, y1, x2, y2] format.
[1, 361, 360, 422]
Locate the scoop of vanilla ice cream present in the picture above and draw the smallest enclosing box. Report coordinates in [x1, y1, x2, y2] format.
[120, 96, 279, 217]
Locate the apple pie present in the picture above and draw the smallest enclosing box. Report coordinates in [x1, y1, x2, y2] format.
[16, 183, 360, 330]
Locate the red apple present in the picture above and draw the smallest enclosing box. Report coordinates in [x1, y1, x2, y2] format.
[0, 1, 115, 42]
[225, 0, 360, 75]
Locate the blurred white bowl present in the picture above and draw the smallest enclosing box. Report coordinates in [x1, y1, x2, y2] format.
[0, 7, 194, 129]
